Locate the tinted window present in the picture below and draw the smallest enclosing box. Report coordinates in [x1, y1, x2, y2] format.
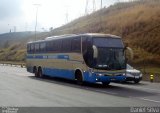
[40, 42, 46, 52]
[72, 37, 81, 52]
[46, 41, 52, 52]
[31, 44, 35, 53]
[82, 37, 88, 53]
[27, 44, 30, 53]
[93, 38, 124, 48]
[35, 43, 39, 53]
[62, 38, 71, 52]
[53, 40, 62, 52]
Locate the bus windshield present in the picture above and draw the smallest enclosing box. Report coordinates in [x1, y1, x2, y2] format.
[93, 37, 125, 70]
[83, 37, 126, 70]
[95, 48, 125, 70]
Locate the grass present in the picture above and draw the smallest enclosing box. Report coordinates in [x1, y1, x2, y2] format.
[142, 67, 160, 75]
[141, 67, 160, 83]
[51, 0, 160, 67]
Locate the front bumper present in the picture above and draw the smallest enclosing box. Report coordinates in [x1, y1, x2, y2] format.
[125, 76, 142, 81]
[97, 75, 126, 82]
[83, 71, 126, 83]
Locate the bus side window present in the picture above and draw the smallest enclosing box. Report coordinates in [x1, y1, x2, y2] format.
[71, 37, 81, 53]
[40, 42, 46, 53]
[31, 44, 35, 53]
[62, 38, 71, 52]
[53, 40, 62, 52]
[82, 37, 88, 53]
[35, 43, 39, 53]
[27, 44, 30, 53]
[46, 41, 52, 52]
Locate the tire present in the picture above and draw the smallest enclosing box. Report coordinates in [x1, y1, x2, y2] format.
[38, 67, 43, 78]
[102, 82, 110, 86]
[33, 67, 38, 77]
[134, 79, 140, 84]
[75, 70, 83, 85]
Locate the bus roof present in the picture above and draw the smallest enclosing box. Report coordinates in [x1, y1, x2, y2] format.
[27, 33, 121, 44]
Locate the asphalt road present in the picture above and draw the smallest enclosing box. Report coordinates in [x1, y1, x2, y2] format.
[0, 65, 160, 107]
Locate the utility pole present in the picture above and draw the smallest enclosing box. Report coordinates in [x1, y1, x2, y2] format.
[85, 0, 97, 14]
[14, 26, 16, 32]
[101, 0, 103, 9]
[25, 22, 28, 32]
[93, 0, 96, 12]
[33, 4, 41, 41]
[65, 6, 69, 24]
[65, 12, 68, 24]
[85, 0, 89, 15]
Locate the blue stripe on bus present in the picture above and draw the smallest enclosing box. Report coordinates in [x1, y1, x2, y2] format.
[26, 55, 69, 60]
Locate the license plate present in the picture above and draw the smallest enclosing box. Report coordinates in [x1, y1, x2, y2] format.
[135, 76, 139, 79]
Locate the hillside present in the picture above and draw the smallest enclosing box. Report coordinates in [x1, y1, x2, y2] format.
[0, 31, 50, 61]
[0, 0, 160, 68]
[51, 0, 160, 66]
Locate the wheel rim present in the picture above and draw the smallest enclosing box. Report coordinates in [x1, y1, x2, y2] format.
[102, 82, 110, 86]
[76, 71, 83, 85]
[34, 68, 38, 77]
[39, 69, 42, 78]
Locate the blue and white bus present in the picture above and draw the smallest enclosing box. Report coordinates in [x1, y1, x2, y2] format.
[26, 33, 127, 85]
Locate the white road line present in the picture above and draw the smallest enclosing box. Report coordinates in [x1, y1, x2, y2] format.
[136, 87, 160, 93]
[94, 90, 118, 95]
[84, 87, 118, 95]
[113, 83, 160, 94]
[140, 98, 160, 103]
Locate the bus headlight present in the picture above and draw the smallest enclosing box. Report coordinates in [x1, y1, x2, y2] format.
[89, 68, 93, 73]
[96, 73, 104, 76]
[89, 68, 93, 76]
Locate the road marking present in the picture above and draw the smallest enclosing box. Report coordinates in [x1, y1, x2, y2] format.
[140, 98, 160, 103]
[83, 87, 118, 95]
[113, 83, 160, 94]
[93, 89, 118, 95]
[136, 87, 160, 93]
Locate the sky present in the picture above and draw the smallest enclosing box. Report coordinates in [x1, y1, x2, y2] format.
[0, 0, 121, 34]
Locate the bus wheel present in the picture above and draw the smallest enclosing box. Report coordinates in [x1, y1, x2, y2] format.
[38, 67, 43, 78]
[75, 70, 83, 85]
[33, 67, 38, 77]
[102, 82, 110, 86]
[134, 79, 140, 84]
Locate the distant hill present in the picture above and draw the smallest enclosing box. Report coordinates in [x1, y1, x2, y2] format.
[50, 0, 160, 66]
[0, 0, 160, 66]
[0, 31, 50, 61]
[0, 32, 51, 48]
[0, 32, 33, 48]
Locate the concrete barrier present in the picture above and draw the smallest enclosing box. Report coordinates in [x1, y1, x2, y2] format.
[0, 62, 26, 68]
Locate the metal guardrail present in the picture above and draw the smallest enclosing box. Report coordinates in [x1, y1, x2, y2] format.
[0, 62, 26, 68]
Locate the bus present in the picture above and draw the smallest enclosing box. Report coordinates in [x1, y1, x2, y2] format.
[26, 33, 128, 85]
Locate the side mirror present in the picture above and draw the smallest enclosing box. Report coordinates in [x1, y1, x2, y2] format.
[92, 45, 98, 58]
